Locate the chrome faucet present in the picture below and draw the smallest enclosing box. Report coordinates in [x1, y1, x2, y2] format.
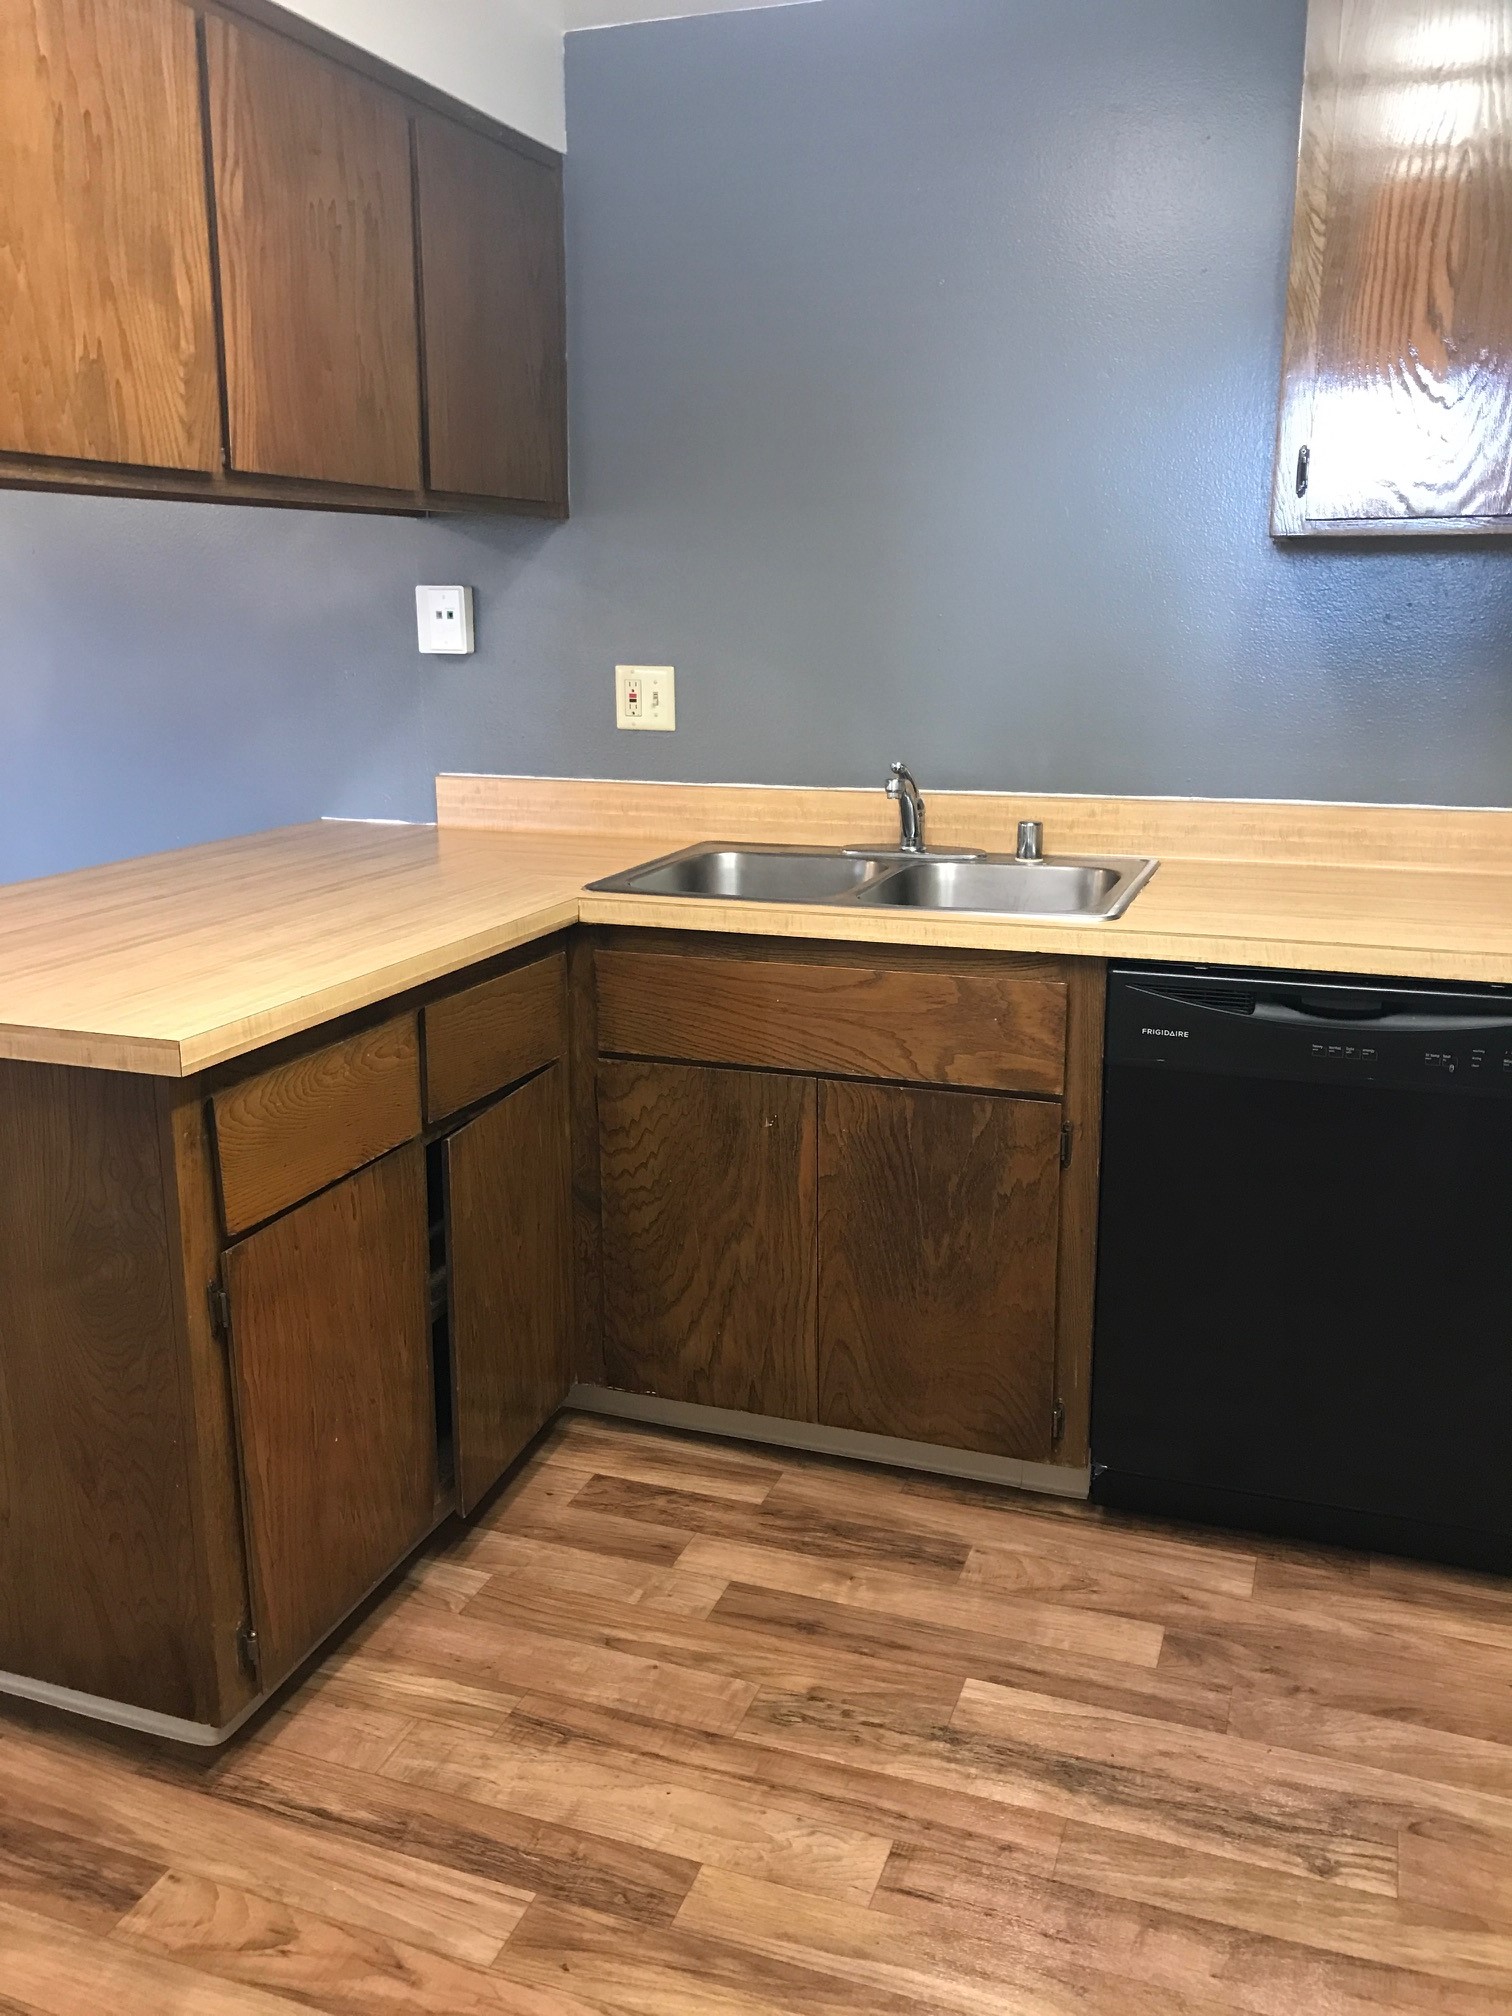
[886, 762, 926, 853]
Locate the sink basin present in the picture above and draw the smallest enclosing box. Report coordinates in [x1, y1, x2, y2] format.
[601, 846, 884, 904]
[591, 842, 1158, 921]
[855, 857, 1148, 919]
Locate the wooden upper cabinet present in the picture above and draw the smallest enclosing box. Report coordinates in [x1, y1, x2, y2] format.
[1275, 0, 1512, 534]
[0, 0, 220, 471]
[416, 115, 568, 509]
[204, 13, 422, 490]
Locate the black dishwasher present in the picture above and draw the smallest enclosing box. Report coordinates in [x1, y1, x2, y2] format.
[1091, 964, 1512, 1571]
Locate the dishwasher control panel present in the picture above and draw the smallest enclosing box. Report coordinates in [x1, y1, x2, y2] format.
[1108, 966, 1512, 1099]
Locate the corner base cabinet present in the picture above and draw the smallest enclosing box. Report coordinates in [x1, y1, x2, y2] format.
[0, 941, 573, 1741]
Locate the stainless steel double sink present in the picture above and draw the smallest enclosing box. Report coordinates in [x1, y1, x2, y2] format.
[589, 842, 1158, 922]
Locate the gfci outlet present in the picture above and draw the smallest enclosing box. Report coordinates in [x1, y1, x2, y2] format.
[616, 664, 676, 731]
[416, 585, 475, 655]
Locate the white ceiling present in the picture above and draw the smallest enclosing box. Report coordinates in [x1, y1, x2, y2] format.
[564, 0, 818, 29]
[278, 0, 821, 152]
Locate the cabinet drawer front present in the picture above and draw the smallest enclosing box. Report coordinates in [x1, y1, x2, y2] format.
[213, 1015, 422, 1235]
[596, 949, 1067, 1096]
[424, 953, 566, 1124]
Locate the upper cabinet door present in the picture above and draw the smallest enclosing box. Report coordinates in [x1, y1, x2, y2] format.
[416, 115, 567, 509]
[0, 0, 220, 471]
[1275, 0, 1512, 534]
[204, 14, 422, 490]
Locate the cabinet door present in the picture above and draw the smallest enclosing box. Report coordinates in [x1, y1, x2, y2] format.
[598, 1061, 817, 1419]
[204, 14, 421, 489]
[1275, 0, 1512, 533]
[818, 1082, 1061, 1459]
[224, 1144, 435, 1689]
[0, 0, 220, 470]
[416, 116, 567, 508]
[445, 1064, 573, 1513]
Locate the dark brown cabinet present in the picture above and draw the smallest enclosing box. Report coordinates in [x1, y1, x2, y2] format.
[598, 1059, 819, 1419]
[589, 938, 1104, 1467]
[417, 114, 568, 509]
[205, 13, 422, 491]
[223, 1144, 436, 1689]
[817, 1081, 1062, 1459]
[1275, 0, 1512, 536]
[445, 1063, 574, 1512]
[0, 0, 220, 473]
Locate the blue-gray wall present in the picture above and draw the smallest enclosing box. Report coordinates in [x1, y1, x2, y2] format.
[4, 0, 1512, 884]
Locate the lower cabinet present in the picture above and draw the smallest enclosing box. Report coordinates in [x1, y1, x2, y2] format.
[224, 1143, 437, 1690]
[591, 940, 1101, 1468]
[816, 1081, 1063, 1459]
[598, 1059, 819, 1418]
[445, 1062, 574, 1513]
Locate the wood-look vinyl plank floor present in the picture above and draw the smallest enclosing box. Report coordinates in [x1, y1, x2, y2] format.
[4, 1411, 1512, 2014]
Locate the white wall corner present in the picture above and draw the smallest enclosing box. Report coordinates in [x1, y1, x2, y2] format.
[274, 0, 568, 151]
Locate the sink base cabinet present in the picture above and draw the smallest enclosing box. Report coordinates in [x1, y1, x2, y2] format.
[589, 935, 1106, 1475]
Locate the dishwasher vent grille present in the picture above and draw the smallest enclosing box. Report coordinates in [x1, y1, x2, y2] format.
[1140, 982, 1261, 1017]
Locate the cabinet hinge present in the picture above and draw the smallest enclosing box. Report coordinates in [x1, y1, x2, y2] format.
[207, 1279, 232, 1344]
[1060, 1123, 1073, 1169]
[236, 1620, 262, 1684]
[1296, 443, 1310, 498]
[1052, 1399, 1066, 1447]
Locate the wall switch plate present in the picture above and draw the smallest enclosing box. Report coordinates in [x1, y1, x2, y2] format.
[416, 585, 475, 655]
[616, 664, 676, 731]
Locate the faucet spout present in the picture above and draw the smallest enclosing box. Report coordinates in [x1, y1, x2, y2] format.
[886, 762, 926, 853]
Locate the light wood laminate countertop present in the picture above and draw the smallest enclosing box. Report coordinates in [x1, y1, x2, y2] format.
[4, 795, 1512, 1076]
[0, 822, 634, 1075]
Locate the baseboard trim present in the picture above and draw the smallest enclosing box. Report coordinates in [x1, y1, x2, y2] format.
[566, 1386, 1091, 1499]
[0, 1669, 263, 1748]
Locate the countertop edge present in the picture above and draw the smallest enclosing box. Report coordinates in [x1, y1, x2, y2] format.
[170, 899, 583, 1078]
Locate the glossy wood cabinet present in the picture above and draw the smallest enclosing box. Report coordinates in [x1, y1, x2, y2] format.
[598, 1059, 819, 1418]
[205, 12, 422, 490]
[223, 1144, 436, 1689]
[1275, 0, 1512, 536]
[588, 934, 1106, 1471]
[417, 115, 568, 510]
[0, 0, 221, 472]
[0, 0, 568, 517]
[817, 1082, 1062, 1459]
